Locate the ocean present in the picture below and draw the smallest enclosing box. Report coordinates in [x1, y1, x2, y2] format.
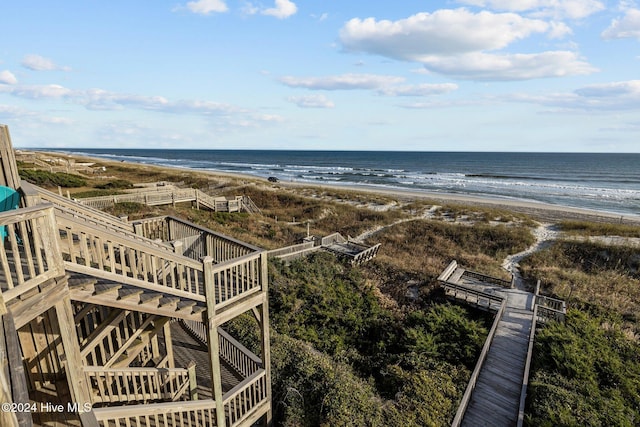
[55, 149, 640, 217]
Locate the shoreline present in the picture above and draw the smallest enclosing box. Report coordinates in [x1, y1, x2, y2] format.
[24, 149, 640, 225]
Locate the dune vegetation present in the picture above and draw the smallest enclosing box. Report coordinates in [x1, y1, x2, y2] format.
[18, 153, 640, 426]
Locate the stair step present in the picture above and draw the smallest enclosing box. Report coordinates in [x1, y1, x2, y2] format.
[68, 276, 97, 291]
[191, 305, 206, 315]
[176, 300, 196, 313]
[139, 293, 162, 307]
[118, 288, 144, 301]
[159, 296, 180, 309]
[94, 283, 123, 295]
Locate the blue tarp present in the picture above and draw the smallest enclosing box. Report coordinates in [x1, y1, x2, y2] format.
[0, 185, 20, 241]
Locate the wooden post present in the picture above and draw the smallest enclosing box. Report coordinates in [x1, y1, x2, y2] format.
[163, 321, 175, 369]
[259, 251, 273, 426]
[0, 125, 21, 190]
[187, 360, 198, 401]
[2, 312, 32, 427]
[133, 222, 144, 237]
[0, 316, 20, 427]
[54, 296, 92, 415]
[203, 256, 226, 427]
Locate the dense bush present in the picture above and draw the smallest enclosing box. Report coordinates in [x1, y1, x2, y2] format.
[526, 310, 640, 426]
[19, 169, 87, 187]
[94, 179, 134, 190]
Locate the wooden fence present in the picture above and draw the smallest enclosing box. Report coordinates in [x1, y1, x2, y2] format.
[0, 204, 65, 302]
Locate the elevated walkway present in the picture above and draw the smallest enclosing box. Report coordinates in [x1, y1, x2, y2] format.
[439, 260, 564, 427]
[75, 184, 262, 214]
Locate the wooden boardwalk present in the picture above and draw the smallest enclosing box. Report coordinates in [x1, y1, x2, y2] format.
[461, 290, 533, 427]
[439, 262, 535, 427]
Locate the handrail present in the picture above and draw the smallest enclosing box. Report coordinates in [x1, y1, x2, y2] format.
[535, 306, 566, 323]
[451, 298, 507, 427]
[218, 328, 262, 378]
[78, 188, 198, 209]
[23, 181, 132, 233]
[461, 270, 513, 289]
[134, 215, 260, 263]
[55, 212, 206, 302]
[517, 305, 538, 427]
[84, 366, 192, 404]
[181, 320, 262, 378]
[438, 260, 458, 282]
[223, 369, 268, 426]
[0, 204, 65, 302]
[209, 251, 264, 308]
[441, 281, 504, 312]
[93, 398, 218, 425]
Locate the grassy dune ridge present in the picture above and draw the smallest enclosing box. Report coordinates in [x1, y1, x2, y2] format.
[19, 151, 640, 426]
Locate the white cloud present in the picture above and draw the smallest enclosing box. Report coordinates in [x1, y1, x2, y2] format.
[262, 0, 297, 19]
[287, 94, 335, 108]
[340, 9, 556, 60]
[21, 54, 71, 71]
[507, 80, 640, 111]
[377, 83, 458, 96]
[420, 51, 597, 81]
[457, 0, 605, 20]
[575, 80, 640, 98]
[0, 70, 17, 85]
[279, 73, 404, 90]
[602, 8, 640, 40]
[5, 84, 74, 99]
[182, 0, 228, 14]
[339, 9, 594, 81]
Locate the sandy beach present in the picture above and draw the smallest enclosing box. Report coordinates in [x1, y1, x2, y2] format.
[22, 149, 640, 225]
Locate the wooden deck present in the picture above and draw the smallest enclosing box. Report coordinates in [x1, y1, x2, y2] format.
[440, 261, 536, 427]
[461, 299, 533, 426]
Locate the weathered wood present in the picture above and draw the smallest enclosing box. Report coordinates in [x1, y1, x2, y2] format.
[10, 278, 68, 329]
[0, 125, 21, 190]
[54, 296, 92, 415]
[204, 256, 227, 427]
[2, 312, 33, 427]
[0, 317, 20, 427]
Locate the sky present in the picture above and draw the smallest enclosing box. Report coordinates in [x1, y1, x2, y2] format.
[1, 1, 639, 152]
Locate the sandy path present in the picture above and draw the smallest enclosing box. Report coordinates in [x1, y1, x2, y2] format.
[502, 224, 560, 291]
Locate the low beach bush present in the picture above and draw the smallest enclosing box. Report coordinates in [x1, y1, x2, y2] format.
[560, 220, 640, 238]
[19, 169, 87, 188]
[526, 310, 640, 427]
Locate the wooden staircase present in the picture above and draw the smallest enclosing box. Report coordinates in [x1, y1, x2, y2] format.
[0, 124, 272, 427]
[69, 274, 207, 322]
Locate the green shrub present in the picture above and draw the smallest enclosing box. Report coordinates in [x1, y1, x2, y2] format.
[94, 179, 134, 190]
[19, 169, 87, 187]
[527, 310, 640, 426]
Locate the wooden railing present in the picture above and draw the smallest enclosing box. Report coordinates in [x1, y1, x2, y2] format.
[182, 320, 263, 379]
[441, 281, 504, 312]
[93, 399, 218, 426]
[207, 253, 264, 308]
[77, 309, 154, 367]
[77, 187, 260, 214]
[134, 215, 260, 263]
[55, 213, 206, 302]
[218, 328, 262, 378]
[437, 260, 458, 282]
[223, 369, 269, 426]
[22, 181, 133, 233]
[351, 243, 381, 265]
[535, 305, 566, 323]
[451, 299, 507, 427]
[79, 188, 199, 209]
[461, 270, 514, 289]
[84, 365, 195, 404]
[517, 305, 539, 427]
[0, 204, 65, 302]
